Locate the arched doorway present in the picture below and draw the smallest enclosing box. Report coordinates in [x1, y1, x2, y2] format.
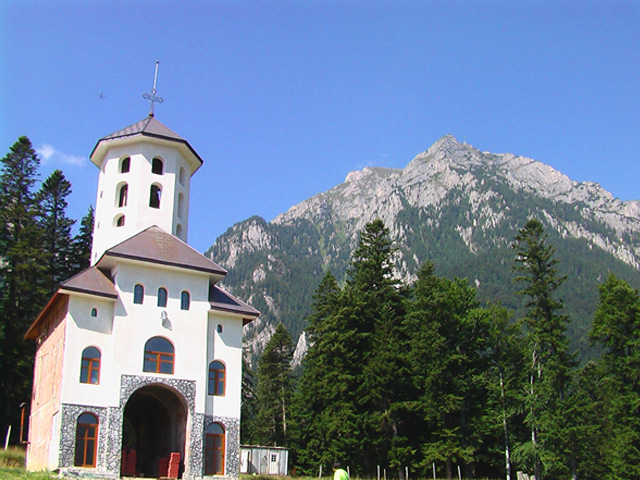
[121, 384, 187, 478]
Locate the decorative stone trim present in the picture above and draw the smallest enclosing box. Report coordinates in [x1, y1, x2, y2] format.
[202, 415, 240, 480]
[120, 374, 196, 412]
[119, 374, 199, 479]
[59, 403, 115, 478]
[56, 377, 239, 480]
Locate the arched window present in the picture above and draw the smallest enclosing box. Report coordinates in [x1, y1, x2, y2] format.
[157, 287, 168, 308]
[179, 166, 186, 186]
[180, 290, 190, 311]
[74, 413, 98, 467]
[118, 183, 128, 207]
[90, 308, 98, 318]
[177, 193, 184, 219]
[115, 214, 125, 227]
[149, 184, 161, 209]
[143, 337, 174, 374]
[120, 156, 130, 173]
[80, 347, 101, 385]
[208, 360, 225, 396]
[133, 284, 144, 304]
[176, 224, 183, 239]
[152, 157, 163, 175]
[204, 423, 225, 475]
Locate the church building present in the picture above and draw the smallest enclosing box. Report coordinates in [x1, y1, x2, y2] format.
[24, 112, 259, 479]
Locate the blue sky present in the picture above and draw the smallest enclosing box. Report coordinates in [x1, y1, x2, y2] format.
[1, 1, 638, 253]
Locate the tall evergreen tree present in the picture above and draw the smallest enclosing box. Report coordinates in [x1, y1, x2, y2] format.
[292, 220, 405, 475]
[241, 346, 258, 445]
[512, 218, 575, 479]
[480, 305, 526, 480]
[290, 271, 343, 472]
[404, 263, 489, 479]
[590, 273, 640, 478]
[0, 137, 47, 441]
[38, 169, 75, 292]
[70, 205, 94, 274]
[255, 322, 294, 446]
[342, 219, 405, 473]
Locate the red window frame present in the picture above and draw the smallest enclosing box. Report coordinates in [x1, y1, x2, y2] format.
[208, 361, 225, 396]
[143, 337, 174, 374]
[204, 424, 225, 475]
[74, 413, 98, 467]
[80, 347, 100, 385]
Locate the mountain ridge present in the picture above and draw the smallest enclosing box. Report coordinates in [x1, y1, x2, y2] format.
[205, 135, 640, 362]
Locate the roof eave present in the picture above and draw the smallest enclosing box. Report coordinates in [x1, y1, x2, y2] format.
[90, 132, 203, 173]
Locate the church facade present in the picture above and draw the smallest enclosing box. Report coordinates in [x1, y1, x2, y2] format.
[25, 115, 259, 479]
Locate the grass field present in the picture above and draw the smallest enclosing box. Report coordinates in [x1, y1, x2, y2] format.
[0, 449, 499, 480]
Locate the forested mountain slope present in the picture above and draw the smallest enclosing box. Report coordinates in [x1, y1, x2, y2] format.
[205, 135, 640, 361]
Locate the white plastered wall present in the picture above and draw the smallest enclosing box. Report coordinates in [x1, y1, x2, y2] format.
[91, 141, 191, 264]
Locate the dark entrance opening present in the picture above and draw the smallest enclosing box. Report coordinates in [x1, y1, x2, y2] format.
[121, 384, 187, 478]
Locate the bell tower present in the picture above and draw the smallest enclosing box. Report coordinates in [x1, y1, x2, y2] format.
[89, 115, 203, 264]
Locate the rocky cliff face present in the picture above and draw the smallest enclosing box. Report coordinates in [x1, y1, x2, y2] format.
[206, 135, 640, 362]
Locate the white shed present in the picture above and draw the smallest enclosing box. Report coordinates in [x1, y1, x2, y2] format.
[240, 445, 289, 476]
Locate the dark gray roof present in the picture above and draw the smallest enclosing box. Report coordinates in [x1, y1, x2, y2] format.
[25, 267, 118, 339]
[101, 226, 227, 277]
[90, 115, 203, 167]
[60, 266, 118, 299]
[209, 285, 260, 324]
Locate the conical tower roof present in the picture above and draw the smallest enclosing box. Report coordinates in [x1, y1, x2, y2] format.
[90, 115, 203, 172]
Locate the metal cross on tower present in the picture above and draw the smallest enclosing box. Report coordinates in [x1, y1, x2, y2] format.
[143, 60, 164, 117]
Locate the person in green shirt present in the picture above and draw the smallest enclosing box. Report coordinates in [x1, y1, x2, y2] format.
[333, 462, 349, 480]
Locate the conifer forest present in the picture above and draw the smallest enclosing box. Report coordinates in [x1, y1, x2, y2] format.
[245, 219, 640, 480]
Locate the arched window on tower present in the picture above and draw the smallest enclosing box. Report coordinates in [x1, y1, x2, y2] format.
[149, 184, 161, 209]
[74, 413, 99, 467]
[118, 183, 128, 207]
[179, 166, 186, 186]
[120, 156, 130, 173]
[115, 214, 125, 227]
[177, 193, 184, 219]
[152, 157, 164, 175]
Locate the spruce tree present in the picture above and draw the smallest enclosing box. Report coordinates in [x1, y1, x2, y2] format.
[404, 263, 488, 479]
[590, 273, 640, 477]
[290, 271, 343, 472]
[512, 219, 575, 479]
[38, 169, 75, 292]
[70, 205, 94, 274]
[0, 137, 47, 441]
[255, 322, 294, 446]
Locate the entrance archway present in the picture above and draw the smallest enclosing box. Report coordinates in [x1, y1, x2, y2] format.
[121, 384, 187, 478]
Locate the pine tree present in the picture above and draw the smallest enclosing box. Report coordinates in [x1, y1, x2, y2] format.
[241, 346, 258, 445]
[342, 219, 405, 473]
[0, 137, 47, 441]
[590, 273, 640, 478]
[255, 322, 294, 446]
[481, 305, 526, 480]
[512, 219, 575, 479]
[70, 205, 94, 274]
[404, 263, 488, 479]
[38, 169, 75, 292]
[290, 271, 343, 472]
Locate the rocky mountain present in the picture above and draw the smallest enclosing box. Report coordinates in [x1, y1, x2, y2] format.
[205, 135, 640, 364]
